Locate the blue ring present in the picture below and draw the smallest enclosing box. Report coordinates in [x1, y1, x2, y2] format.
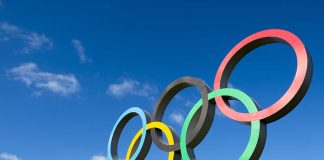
[107, 107, 149, 160]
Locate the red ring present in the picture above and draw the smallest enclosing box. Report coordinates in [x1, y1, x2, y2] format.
[214, 29, 312, 123]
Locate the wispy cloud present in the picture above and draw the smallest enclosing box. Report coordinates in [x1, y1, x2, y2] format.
[0, 22, 53, 54]
[8, 62, 80, 96]
[0, 0, 3, 8]
[0, 152, 20, 160]
[174, 95, 196, 108]
[228, 82, 234, 88]
[184, 100, 194, 107]
[169, 111, 184, 126]
[90, 155, 106, 160]
[20, 32, 53, 54]
[71, 39, 92, 63]
[106, 78, 157, 99]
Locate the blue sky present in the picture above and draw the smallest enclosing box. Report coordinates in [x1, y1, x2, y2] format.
[0, 0, 324, 159]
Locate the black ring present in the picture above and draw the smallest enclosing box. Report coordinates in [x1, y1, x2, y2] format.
[151, 77, 215, 152]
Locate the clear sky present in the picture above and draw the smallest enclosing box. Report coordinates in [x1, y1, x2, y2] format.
[0, 0, 323, 160]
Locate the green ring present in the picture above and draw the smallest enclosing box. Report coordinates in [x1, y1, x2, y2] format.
[180, 88, 263, 160]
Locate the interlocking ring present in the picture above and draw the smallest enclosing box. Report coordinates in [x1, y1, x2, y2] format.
[107, 107, 152, 160]
[151, 77, 215, 151]
[180, 88, 266, 160]
[214, 29, 313, 123]
[107, 29, 313, 160]
[126, 122, 181, 160]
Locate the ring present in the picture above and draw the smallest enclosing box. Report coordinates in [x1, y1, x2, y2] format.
[180, 88, 266, 160]
[107, 107, 152, 160]
[151, 77, 215, 151]
[214, 29, 313, 123]
[126, 122, 181, 160]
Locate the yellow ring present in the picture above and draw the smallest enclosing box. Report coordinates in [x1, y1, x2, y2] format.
[126, 122, 175, 160]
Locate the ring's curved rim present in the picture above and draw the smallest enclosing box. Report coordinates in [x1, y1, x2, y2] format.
[107, 107, 152, 160]
[151, 77, 215, 152]
[180, 88, 267, 160]
[214, 29, 313, 123]
[126, 122, 181, 160]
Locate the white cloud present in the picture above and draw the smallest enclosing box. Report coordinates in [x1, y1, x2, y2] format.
[0, 22, 53, 54]
[0, 152, 20, 160]
[175, 95, 195, 108]
[90, 155, 106, 160]
[106, 78, 157, 99]
[184, 100, 193, 107]
[72, 39, 91, 63]
[228, 82, 234, 88]
[169, 112, 184, 126]
[20, 32, 53, 54]
[0, 22, 21, 39]
[8, 62, 80, 96]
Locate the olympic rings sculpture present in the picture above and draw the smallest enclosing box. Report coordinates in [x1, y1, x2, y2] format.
[107, 29, 313, 160]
